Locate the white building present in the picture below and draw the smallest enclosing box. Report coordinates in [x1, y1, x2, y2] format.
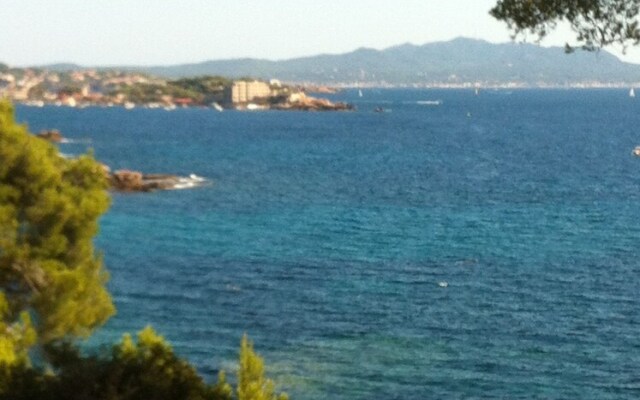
[227, 80, 272, 104]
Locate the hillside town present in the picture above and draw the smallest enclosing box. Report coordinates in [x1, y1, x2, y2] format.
[0, 65, 351, 111]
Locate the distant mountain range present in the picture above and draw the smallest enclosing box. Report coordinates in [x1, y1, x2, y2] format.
[43, 38, 640, 86]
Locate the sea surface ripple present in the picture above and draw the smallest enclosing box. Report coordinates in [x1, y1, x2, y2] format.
[17, 89, 640, 399]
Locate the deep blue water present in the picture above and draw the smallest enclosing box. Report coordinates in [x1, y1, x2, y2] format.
[16, 89, 640, 399]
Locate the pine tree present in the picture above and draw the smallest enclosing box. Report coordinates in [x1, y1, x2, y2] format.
[491, 0, 640, 51]
[237, 334, 288, 400]
[0, 100, 114, 364]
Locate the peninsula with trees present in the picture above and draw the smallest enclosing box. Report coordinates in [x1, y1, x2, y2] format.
[0, 65, 351, 111]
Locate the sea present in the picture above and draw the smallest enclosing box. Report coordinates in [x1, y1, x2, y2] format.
[16, 89, 640, 399]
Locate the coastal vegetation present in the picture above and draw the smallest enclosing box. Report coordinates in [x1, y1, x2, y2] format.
[0, 328, 286, 400]
[0, 68, 237, 107]
[119, 75, 232, 105]
[0, 67, 350, 111]
[0, 100, 287, 399]
[0, 100, 113, 362]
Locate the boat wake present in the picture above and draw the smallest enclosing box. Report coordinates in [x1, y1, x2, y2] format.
[171, 174, 210, 190]
[416, 100, 442, 106]
[60, 138, 92, 144]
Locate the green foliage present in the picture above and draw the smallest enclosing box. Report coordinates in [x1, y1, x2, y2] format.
[57, 84, 83, 96]
[0, 100, 114, 363]
[118, 83, 176, 103]
[117, 76, 231, 104]
[170, 76, 231, 104]
[27, 83, 47, 99]
[169, 76, 232, 102]
[0, 327, 231, 400]
[238, 334, 288, 400]
[0, 329, 286, 400]
[211, 370, 234, 400]
[99, 326, 226, 400]
[0, 293, 36, 365]
[171, 76, 231, 94]
[491, 0, 640, 51]
[0, 362, 51, 400]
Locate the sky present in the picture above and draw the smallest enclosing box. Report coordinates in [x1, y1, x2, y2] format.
[2, 0, 640, 66]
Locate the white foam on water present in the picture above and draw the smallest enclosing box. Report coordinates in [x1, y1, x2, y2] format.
[170, 174, 210, 190]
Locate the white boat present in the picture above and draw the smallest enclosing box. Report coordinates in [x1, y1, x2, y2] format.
[358, 89, 363, 97]
[246, 103, 266, 110]
[212, 102, 224, 112]
[630, 88, 635, 98]
[633, 146, 640, 156]
[124, 102, 135, 110]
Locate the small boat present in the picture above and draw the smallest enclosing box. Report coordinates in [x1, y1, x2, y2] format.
[124, 102, 135, 110]
[246, 103, 264, 110]
[212, 102, 224, 112]
[630, 88, 635, 98]
[374, 106, 384, 113]
[358, 89, 363, 97]
[633, 146, 640, 156]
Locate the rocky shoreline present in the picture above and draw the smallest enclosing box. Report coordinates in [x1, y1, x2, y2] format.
[35, 131, 209, 192]
[109, 170, 208, 192]
[36, 129, 64, 142]
[272, 95, 354, 111]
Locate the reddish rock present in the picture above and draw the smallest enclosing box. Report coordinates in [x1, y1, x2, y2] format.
[109, 170, 183, 192]
[110, 170, 144, 191]
[139, 174, 181, 190]
[36, 129, 64, 142]
[273, 95, 354, 111]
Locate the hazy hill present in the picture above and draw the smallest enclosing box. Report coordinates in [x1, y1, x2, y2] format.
[35, 38, 640, 86]
[39, 63, 83, 72]
[135, 38, 640, 85]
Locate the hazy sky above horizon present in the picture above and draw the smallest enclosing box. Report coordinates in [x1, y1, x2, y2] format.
[2, 0, 640, 66]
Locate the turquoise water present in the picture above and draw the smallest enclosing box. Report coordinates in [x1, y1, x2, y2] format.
[16, 89, 640, 399]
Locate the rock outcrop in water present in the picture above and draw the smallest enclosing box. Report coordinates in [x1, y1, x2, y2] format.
[32, 129, 208, 192]
[36, 129, 64, 142]
[110, 170, 178, 191]
[272, 92, 354, 111]
[109, 169, 207, 192]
